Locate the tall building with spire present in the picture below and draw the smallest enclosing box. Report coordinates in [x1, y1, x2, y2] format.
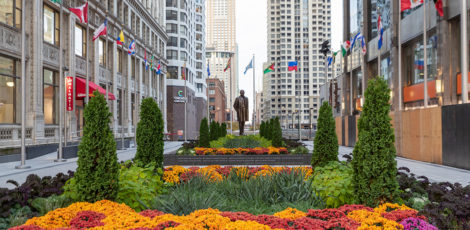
[205, 0, 238, 122]
[265, 0, 332, 130]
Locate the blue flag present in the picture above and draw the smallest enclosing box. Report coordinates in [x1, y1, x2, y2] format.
[207, 62, 211, 77]
[244, 58, 253, 75]
[327, 56, 333, 67]
[351, 32, 362, 51]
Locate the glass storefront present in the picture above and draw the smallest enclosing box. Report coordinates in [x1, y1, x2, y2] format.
[0, 55, 21, 124]
[43, 69, 59, 125]
[404, 33, 438, 86]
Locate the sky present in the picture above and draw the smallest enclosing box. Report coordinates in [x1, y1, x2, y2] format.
[235, 0, 343, 121]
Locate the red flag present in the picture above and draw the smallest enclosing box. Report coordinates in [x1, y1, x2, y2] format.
[401, 0, 423, 12]
[433, 0, 444, 17]
[70, 2, 88, 23]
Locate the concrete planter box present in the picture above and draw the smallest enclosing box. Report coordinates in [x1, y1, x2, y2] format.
[164, 154, 312, 166]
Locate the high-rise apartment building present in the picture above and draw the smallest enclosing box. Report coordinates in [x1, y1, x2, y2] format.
[265, 0, 332, 130]
[205, 0, 238, 122]
[166, 0, 207, 140]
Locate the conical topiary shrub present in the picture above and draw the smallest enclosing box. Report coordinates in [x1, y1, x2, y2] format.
[209, 121, 219, 141]
[352, 77, 399, 206]
[75, 91, 119, 202]
[265, 119, 272, 141]
[199, 118, 210, 147]
[219, 122, 227, 138]
[272, 117, 283, 147]
[135, 98, 164, 168]
[311, 101, 338, 168]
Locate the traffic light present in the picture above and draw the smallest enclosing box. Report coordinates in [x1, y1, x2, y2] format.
[320, 40, 330, 56]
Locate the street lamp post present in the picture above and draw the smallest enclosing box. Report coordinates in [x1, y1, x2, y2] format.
[309, 108, 313, 140]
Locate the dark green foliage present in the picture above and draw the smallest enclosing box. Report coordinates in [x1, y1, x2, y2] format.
[209, 121, 219, 141]
[30, 195, 72, 216]
[311, 102, 338, 168]
[210, 135, 272, 148]
[219, 123, 227, 138]
[271, 117, 283, 147]
[135, 98, 164, 168]
[260, 121, 265, 138]
[265, 120, 272, 140]
[198, 118, 210, 147]
[352, 77, 399, 206]
[75, 91, 119, 202]
[152, 170, 323, 215]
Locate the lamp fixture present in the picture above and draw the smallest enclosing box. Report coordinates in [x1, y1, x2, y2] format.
[6, 82, 14, 87]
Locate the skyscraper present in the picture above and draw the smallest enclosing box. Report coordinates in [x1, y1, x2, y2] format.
[205, 0, 238, 122]
[265, 0, 332, 130]
[166, 0, 207, 140]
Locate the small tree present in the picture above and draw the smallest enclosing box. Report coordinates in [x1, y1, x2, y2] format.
[272, 117, 283, 147]
[265, 119, 272, 140]
[219, 122, 227, 138]
[199, 118, 210, 147]
[75, 91, 119, 202]
[135, 98, 164, 168]
[352, 77, 399, 206]
[312, 102, 338, 168]
[260, 121, 265, 138]
[210, 121, 219, 141]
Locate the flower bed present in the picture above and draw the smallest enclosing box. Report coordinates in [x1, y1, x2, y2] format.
[11, 200, 437, 230]
[194, 147, 289, 155]
[163, 165, 313, 184]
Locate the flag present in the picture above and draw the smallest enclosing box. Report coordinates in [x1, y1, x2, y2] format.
[351, 32, 362, 50]
[332, 51, 339, 64]
[341, 41, 350, 57]
[156, 61, 161, 74]
[263, 63, 275, 74]
[92, 19, 107, 41]
[327, 57, 333, 67]
[150, 55, 155, 70]
[207, 62, 211, 77]
[415, 60, 424, 70]
[116, 30, 125, 46]
[401, 0, 423, 12]
[378, 14, 384, 50]
[69, 2, 88, 23]
[144, 50, 148, 70]
[182, 62, 186, 80]
[361, 36, 367, 55]
[50, 0, 62, 3]
[434, 0, 443, 17]
[224, 57, 231, 72]
[128, 40, 135, 55]
[288, 61, 298, 71]
[244, 58, 253, 75]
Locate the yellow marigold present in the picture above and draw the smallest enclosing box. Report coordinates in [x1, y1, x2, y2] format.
[188, 208, 221, 218]
[273, 208, 307, 220]
[225, 220, 272, 230]
[197, 166, 223, 182]
[374, 203, 414, 214]
[194, 214, 231, 230]
[267, 147, 280, 155]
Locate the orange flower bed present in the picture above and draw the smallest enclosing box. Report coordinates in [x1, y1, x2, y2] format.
[194, 147, 288, 155]
[10, 201, 437, 230]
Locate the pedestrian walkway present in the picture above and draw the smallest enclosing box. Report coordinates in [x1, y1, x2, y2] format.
[302, 142, 470, 185]
[0, 141, 183, 189]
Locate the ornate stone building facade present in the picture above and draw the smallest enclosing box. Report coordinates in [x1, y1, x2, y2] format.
[0, 0, 167, 152]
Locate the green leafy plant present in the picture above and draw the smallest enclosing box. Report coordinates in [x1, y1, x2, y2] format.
[0, 206, 33, 229]
[209, 135, 272, 148]
[30, 195, 72, 216]
[288, 146, 309, 155]
[219, 123, 227, 138]
[135, 98, 164, 169]
[312, 102, 338, 168]
[209, 121, 220, 141]
[311, 161, 354, 208]
[352, 77, 399, 206]
[198, 118, 210, 147]
[75, 90, 119, 202]
[260, 121, 265, 138]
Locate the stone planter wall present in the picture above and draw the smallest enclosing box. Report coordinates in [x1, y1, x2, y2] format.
[164, 154, 312, 166]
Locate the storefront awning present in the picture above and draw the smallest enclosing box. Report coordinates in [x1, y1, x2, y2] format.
[75, 77, 116, 100]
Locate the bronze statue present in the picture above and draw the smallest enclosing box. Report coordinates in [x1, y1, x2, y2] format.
[233, 90, 249, 135]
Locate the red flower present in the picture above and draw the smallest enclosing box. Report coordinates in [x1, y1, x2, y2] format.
[307, 209, 345, 220]
[8, 226, 45, 230]
[220, 211, 257, 221]
[69, 211, 106, 229]
[324, 217, 361, 230]
[292, 217, 326, 230]
[337, 204, 373, 214]
[180, 170, 199, 183]
[139, 210, 165, 219]
[382, 209, 427, 222]
[254, 215, 292, 229]
[155, 221, 180, 229]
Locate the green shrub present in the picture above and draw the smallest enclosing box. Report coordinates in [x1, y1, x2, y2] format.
[209, 135, 272, 148]
[288, 146, 309, 155]
[271, 117, 283, 147]
[0, 206, 33, 229]
[209, 121, 219, 141]
[116, 162, 164, 212]
[198, 118, 210, 147]
[311, 161, 354, 208]
[176, 147, 196, 156]
[219, 123, 227, 138]
[312, 102, 338, 168]
[260, 121, 265, 138]
[135, 98, 164, 168]
[75, 90, 119, 202]
[30, 195, 72, 216]
[352, 77, 399, 206]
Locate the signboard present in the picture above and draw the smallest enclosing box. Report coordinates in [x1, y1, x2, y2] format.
[177, 130, 183, 136]
[173, 90, 187, 103]
[66, 77, 74, 111]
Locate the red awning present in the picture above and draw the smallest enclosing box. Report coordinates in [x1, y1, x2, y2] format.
[75, 77, 116, 100]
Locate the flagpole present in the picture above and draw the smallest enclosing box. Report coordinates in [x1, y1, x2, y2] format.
[184, 61, 187, 141]
[230, 54, 233, 135]
[398, 0, 403, 110]
[462, 0, 469, 103]
[423, 0, 428, 108]
[377, 8, 381, 77]
[252, 54, 256, 133]
[360, 22, 365, 106]
[55, 0, 66, 162]
[134, 45, 137, 146]
[85, 1, 89, 105]
[350, 33, 353, 115]
[105, 15, 109, 104]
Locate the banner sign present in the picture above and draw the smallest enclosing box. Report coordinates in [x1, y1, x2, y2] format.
[66, 77, 74, 111]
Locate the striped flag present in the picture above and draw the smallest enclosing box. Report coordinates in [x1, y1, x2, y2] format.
[224, 57, 231, 72]
[69, 2, 88, 23]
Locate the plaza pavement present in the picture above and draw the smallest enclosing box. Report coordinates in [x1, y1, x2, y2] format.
[1, 141, 469, 188]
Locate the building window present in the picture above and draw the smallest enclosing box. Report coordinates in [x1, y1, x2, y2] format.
[117, 48, 123, 73]
[209, 89, 215, 95]
[0, 55, 21, 124]
[0, 0, 22, 28]
[167, 66, 178, 79]
[43, 5, 60, 45]
[75, 25, 87, 57]
[209, 97, 215, 103]
[43, 69, 59, 125]
[99, 38, 106, 66]
[404, 34, 438, 86]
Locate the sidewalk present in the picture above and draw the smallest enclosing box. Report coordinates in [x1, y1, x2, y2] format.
[0, 141, 182, 189]
[302, 142, 470, 185]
